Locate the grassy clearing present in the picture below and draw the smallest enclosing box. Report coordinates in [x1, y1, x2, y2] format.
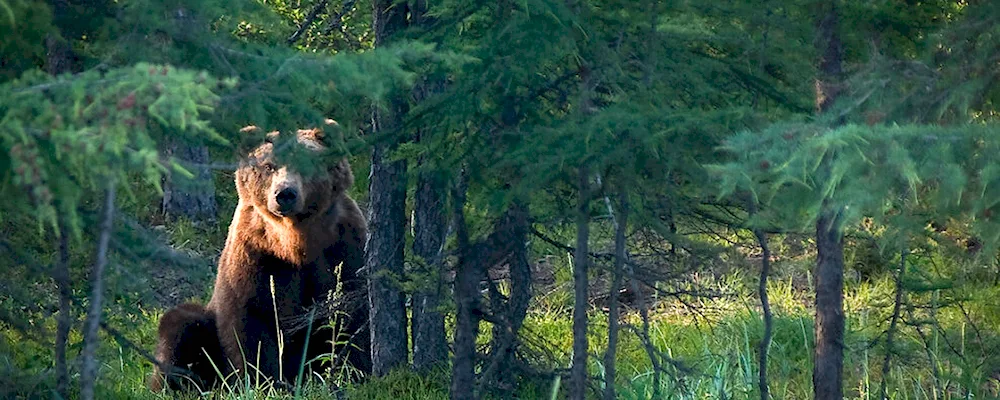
[2, 206, 999, 398]
[3, 264, 999, 399]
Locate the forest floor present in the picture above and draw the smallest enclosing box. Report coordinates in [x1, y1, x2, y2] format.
[2, 187, 1000, 399]
[3, 259, 999, 399]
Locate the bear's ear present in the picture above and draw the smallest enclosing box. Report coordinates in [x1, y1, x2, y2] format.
[296, 127, 329, 151]
[236, 125, 278, 157]
[265, 130, 281, 143]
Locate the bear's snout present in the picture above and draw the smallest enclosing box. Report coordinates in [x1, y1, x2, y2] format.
[267, 167, 305, 217]
[275, 188, 299, 211]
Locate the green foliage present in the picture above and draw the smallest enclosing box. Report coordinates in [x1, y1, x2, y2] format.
[0, 63, 233, 236]
[0, 0, 54, 81]
[711, 121, 1000, 255]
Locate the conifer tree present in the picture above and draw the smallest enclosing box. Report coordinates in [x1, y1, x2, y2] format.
[366, 0, 411, 377]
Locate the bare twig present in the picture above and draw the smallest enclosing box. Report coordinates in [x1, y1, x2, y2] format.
[79, 181, 116, 400]
[287, 0, 330, 45]
[320, 0, 361, 50]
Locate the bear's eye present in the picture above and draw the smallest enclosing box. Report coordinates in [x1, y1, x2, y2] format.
[261, 163, 277, 173]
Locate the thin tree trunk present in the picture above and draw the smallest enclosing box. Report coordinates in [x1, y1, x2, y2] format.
[505, 202, 532, 358]
[813, 207, 844, 400]
[480, 202, 531, 395]
[412, 164, 447, 371]
[46, 25, 75, 400]
[813, 5, 845, 400]
[409, 3, 447, 366]
[879, 247, 907, 399]
[603, 189, 627, 400]
[450, 172, 480, 400]
[366, 0, 410, 377]
[752, 218, 773, 400]
[79, 182, 116, 400]
[161, 139, 217, 222]
[570, 165, 591, 400]
[629, 264, 660, 398]
[365, 143, 409, 377]
[54, 219, 72, 399]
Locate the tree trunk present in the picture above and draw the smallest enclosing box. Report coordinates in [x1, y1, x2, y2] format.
[161, 139, 217, 221]
[411, 164, 448, 371]
[450, 173, 480, 400]
[603, 189, 627, 400]
[753, 223, 773, 400]
[54, 220, 72, 399]
[365, 142, 409, 377]
[45, 29, 75, 400]
[366, 0, 411, 378]
[879, 247, 907, 400]
[80, 182, 116, 400]
[812, 5, 845, 400]
[481, 202, 531, 394]
[570, 165, 591, 400]
[813, 208, 844, 400]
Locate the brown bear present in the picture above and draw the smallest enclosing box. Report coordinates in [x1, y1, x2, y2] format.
[150, 124, 370, 391]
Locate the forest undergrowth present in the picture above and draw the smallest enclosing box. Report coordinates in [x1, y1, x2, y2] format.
[3, 211, 997, 400]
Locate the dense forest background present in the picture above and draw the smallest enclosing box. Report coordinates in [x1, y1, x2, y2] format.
[2, 0, 1000, 399]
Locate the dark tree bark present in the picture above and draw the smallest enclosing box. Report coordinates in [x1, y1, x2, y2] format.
[411, 164, 448, 371]
[161, 138, 217, 221]
[879, 247, 907, 400]
[602, 189, 627, 400]
[752, 219, 773, 400]
[54, 220, 72, 399]
[812, 5, 846, 400]
[480, 202, 531, 395]
[813, 207, 844, 400]
[365, 0, 411, 378]
[365, 141, 409, 377]
[409, 0, 447, 369]
[450, 173, 480, 400]
[45, 31, 75, 400]
[80, 182, 116, 400]
[570, 165, 591, 400]
[44, 34, 75, 76]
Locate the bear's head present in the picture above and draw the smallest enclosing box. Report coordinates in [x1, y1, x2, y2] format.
[235, 123, 353, 223]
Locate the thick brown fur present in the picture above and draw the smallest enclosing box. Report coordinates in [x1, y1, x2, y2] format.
[151, 126, 370, 392]
[149, 303, 225, 391]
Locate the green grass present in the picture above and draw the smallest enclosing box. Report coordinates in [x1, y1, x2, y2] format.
[3, 215, 1000, 399]
[5, 269, 997, 399]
